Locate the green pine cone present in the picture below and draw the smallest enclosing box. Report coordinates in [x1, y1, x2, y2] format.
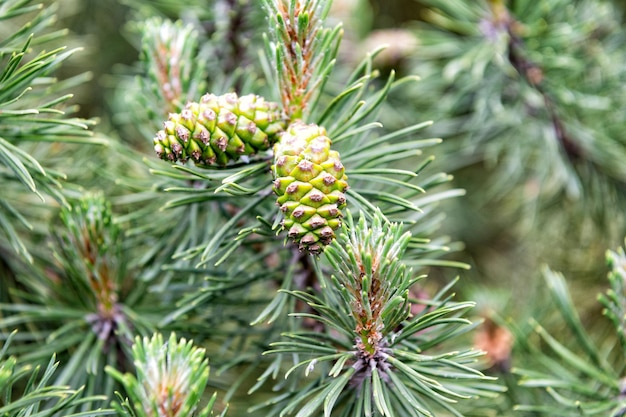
[154, 93, 286, 166]
[272, 122, 348, 254]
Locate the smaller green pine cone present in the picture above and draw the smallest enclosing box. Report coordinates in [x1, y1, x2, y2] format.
[153, 93, 286, 166]
[272, 122, 348, 254]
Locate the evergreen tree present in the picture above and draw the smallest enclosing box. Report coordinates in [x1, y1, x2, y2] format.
[0, 0, 625, 416]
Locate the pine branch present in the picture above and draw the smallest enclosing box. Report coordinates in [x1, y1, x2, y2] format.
[513, 241, 626, 415]
[107, 333, 226, 417]
[262, 0, 338, 121]
[137, 17, 207, 122]
[0, 331, 112, 416]
[0, 0, 103, 262]
[0, 194, 165, 401]
[140, 0, 459, 264]
[259, 210, 501, 416]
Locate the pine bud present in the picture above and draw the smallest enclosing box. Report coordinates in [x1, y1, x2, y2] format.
[272, 122, 348, 254]
[108, 333, 214, 417]
[154, 93, 287, 166]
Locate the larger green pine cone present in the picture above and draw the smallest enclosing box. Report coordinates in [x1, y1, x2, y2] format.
[154, 93, 286, 166]
[272, 122, 349, 254]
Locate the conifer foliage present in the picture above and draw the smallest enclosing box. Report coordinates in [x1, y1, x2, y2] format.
[1, 0, 626, 416]
[0, 0, 100, 262]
